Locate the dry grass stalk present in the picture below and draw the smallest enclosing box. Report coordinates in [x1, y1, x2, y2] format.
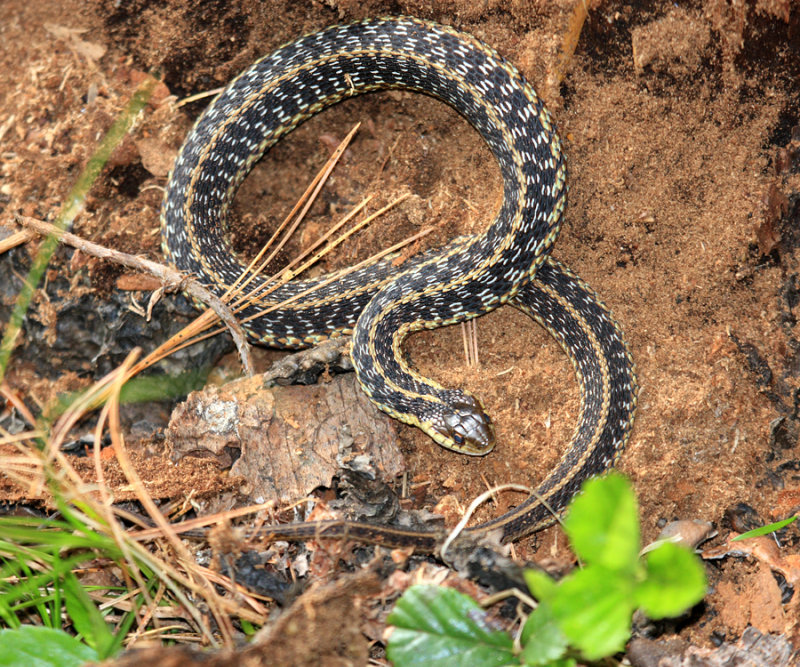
[460, 318, 480, 368]
[1, 118, 438, 646]
[2, 354, 267, 647]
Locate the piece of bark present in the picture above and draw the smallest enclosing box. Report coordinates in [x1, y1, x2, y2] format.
[248, 564, 382, 664]
[166, 371, 404, 504]
[628, 626, 795, 667]
[261, 336, 353, 386]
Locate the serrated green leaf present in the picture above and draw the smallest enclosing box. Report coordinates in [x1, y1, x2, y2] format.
[563, 473, 640, 572]
[0, 626, 98, 667]
[523, 569, 557, 603]
[635, 542, 707, 619]
[550, 567, 634, 660]
[732, 515, 798, 541]
[387, 585, 517, 666]
[520, 604, 568, 665]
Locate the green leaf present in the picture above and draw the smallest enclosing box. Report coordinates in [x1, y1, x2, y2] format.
[61, 572, 116, 658]
[387, 585, 517, 666]
[0, 626, 98, 667]
[732, 515, 798, 541]
[563, 473, 640, 573]
[523, 569, 557, 603]
[635, 542, 707, 619]
[107, 606, 137, 657]
[520, 604, 568, 665]
[550, 567, 634, 660]
[523, 660, 576, 667]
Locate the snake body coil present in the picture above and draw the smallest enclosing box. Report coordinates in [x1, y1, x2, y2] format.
[162, 17, 637, 547]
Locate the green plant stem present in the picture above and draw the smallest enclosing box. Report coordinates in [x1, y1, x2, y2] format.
[0, 74, 159, 384]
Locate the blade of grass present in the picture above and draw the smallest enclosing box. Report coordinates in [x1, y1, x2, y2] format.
[732, 515, 798, 541]
[0, 73, 159, 384]
[0, 550, 102, 622]
[103, 350, 229, 646]
[10, 558, 51, 628]
[2, 382, 266, 647]
[62, 569, 116, 657]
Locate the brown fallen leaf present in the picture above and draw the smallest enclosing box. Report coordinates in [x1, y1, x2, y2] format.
[44, 23, 106, 61]
[135, 138, 178, 177]
[166, 373, 404, 504]
[703, 532, 800, 640]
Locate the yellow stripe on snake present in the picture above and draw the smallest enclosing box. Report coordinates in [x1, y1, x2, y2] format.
[161, 16, 637, 550]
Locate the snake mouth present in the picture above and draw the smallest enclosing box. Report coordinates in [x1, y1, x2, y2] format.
[427, 396, 495, 455]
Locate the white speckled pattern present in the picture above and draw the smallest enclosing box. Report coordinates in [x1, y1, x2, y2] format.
[161, 17, 637, 540]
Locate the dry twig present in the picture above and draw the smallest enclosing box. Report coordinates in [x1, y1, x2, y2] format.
[15, 214, 254, 376]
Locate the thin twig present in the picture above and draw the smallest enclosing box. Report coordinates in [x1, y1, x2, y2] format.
[0, 73, 160, 384]
[176, 87, 225, 108]
[239, 223, 432, 327]
[91, 353, 158, 637]
[129, 501, 276, 541]
[0, 382, 37, 425]
[479, 587, 538, 610]
[460, 318, 479, 367]
[229, 123, 362, 297]
[549, 0, 591, 91]
[162, 216, 431, 357]
[16, 214, 254, 376]
[0, 229, 34, 255]
[106, 350, 233, 645]
[439, 483, 532, 561]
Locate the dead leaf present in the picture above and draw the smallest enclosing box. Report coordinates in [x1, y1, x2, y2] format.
[135, 138, 177, 177]
[44, 23, 106, 61]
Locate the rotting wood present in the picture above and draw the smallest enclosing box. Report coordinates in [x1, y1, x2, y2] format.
[166, 371, 404, 504]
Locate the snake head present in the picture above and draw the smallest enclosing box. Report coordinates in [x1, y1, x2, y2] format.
[426, 394, 495, 455]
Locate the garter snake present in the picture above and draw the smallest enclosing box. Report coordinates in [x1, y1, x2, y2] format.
[161, 16, 637, 549]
